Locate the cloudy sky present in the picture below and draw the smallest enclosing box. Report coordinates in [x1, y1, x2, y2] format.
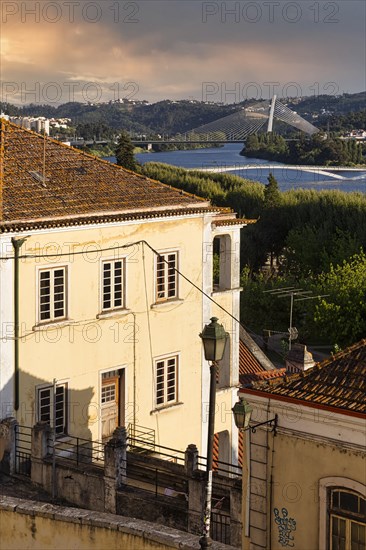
[1, 0, 365, 105]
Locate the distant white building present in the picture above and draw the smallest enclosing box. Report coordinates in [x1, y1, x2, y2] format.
[8, 116, 50, 135]
[343, 129, 366, 140]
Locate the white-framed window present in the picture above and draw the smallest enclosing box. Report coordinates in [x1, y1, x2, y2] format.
[319, 478, 366, 550]
[101, 259, 125, 311]
[39, 267, 67, 322]
[329, 489, 365, 550]
[155, 355, 178, 407]
[37, 383, 67, 435]
[156, 251, 178, 302]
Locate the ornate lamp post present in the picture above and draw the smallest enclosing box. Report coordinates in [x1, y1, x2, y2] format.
[232, 396, 278, 434]
[199, 317, 228, 549]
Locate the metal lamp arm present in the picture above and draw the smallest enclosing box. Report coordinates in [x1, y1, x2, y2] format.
[244, 414, 278, 435]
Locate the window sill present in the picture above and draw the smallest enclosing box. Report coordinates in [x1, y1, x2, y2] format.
[96, 309, 131, 320]
[151, 299, 184, 310]
[150, 401, 184, 415]
[33, 319, 73, 331]
[211, 287, 243, 296]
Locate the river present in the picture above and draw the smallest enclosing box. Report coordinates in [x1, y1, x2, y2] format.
[107, 143, 366, 193]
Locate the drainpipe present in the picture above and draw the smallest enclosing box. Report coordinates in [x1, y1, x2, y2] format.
[11, 237, 27, 411]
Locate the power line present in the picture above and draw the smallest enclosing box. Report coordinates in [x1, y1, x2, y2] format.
[1, 238, 313, 369]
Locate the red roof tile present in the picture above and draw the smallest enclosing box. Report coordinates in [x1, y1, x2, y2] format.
[239, 340, 286, 386]
[246, 339, 366, 414]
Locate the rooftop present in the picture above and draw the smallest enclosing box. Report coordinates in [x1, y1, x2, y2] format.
[244, 339, 366, 415]
[239, 326, 285, 387]
[0, 120, 239, 231]
[239, 341, 286, 386]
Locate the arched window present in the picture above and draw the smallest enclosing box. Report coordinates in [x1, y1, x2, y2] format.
[212, 235, 232, 291]
[329, 489, 365, 550]
[319, 477, 366, 550]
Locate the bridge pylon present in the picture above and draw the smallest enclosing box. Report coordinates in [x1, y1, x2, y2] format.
[267, 95, 277, 133]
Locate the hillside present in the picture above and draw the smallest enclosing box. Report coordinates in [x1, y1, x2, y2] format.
[1, 91, 365, 138]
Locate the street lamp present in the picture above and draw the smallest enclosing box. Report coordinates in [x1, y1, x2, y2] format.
[232, 397, 278, 435]
[199, 317, 228, 549]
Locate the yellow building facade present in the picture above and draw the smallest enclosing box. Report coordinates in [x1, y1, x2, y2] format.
[239, 341, 366, 550]
[0, 120, 247, 462]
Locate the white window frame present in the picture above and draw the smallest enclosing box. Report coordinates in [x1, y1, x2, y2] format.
[154, 354, 179, 408]
[319, 477, 366, 550]
[36, 382, 68, 435]
[155, 250, 178, 302]
[100, 258, 126, 312]
[37, 265, 68, 323]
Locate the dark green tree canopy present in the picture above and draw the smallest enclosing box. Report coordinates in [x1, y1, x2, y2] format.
[115, 131, 138, 171]
[264, 173, 281, 208]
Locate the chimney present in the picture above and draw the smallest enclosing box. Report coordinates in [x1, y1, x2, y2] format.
[285, 344, 315, 373]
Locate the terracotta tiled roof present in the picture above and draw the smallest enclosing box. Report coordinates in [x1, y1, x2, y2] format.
[239, 340, 263, 376]
[247, 339, 366, 414]
[0, 120, 227, 230]
[239, 340, 286, 386]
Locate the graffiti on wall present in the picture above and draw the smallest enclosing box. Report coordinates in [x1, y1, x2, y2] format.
[274, 507, 296, 547]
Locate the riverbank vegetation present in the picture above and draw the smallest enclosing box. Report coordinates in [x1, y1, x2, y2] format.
[241, 133, 365, 166]
[142, 162, 366, 347]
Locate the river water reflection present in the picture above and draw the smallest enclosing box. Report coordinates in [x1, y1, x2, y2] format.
[137, 143, 366, 193]
[107, 143, 366, 193]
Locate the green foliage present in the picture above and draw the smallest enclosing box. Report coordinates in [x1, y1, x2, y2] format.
[318, 109, 366, 133]
[264, 173, 281, 208]
[141, 160, 366, 347]
[312, 252, 366, 346]
[141, 162, 264, 215]
[115, 131, 138, 171]
[76, 122, 116, 141]
[87, 143, 117, 158]
[212, 253, 220, 287]
[242, 132, 365, 166]
[240, 270, 298, 334]
[284, 226, 362, 277]
[287, 92, 366, 118]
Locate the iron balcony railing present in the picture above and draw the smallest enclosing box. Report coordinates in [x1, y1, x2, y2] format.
[47, 433, 105, 467]
[14, 424, 32, 476]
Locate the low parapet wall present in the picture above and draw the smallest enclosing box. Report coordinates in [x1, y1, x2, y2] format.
[0, 496, 236, 550]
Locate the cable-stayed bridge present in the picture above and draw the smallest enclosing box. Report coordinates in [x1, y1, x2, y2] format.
[132, 96, 319, 145]
[175, 96, 318, 141]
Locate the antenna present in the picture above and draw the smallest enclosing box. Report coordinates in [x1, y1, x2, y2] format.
[264, 288, 329, 350]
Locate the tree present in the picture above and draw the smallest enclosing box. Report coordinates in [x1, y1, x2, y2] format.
[313, 252, 366, 346]
[264, 173, 281, 208]
[115, 131, 138, 171]
[259, 173, 284, 268]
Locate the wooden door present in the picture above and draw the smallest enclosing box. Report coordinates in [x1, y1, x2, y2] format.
[101, 373, 119, 441]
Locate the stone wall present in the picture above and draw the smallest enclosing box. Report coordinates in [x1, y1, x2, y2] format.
[0, 420, 242, 547]
[0, 496, 237, 550]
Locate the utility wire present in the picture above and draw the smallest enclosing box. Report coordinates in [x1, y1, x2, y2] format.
[2, 238, 311, 368]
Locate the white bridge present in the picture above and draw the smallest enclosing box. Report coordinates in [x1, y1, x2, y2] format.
[196, 165, 366, 181]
